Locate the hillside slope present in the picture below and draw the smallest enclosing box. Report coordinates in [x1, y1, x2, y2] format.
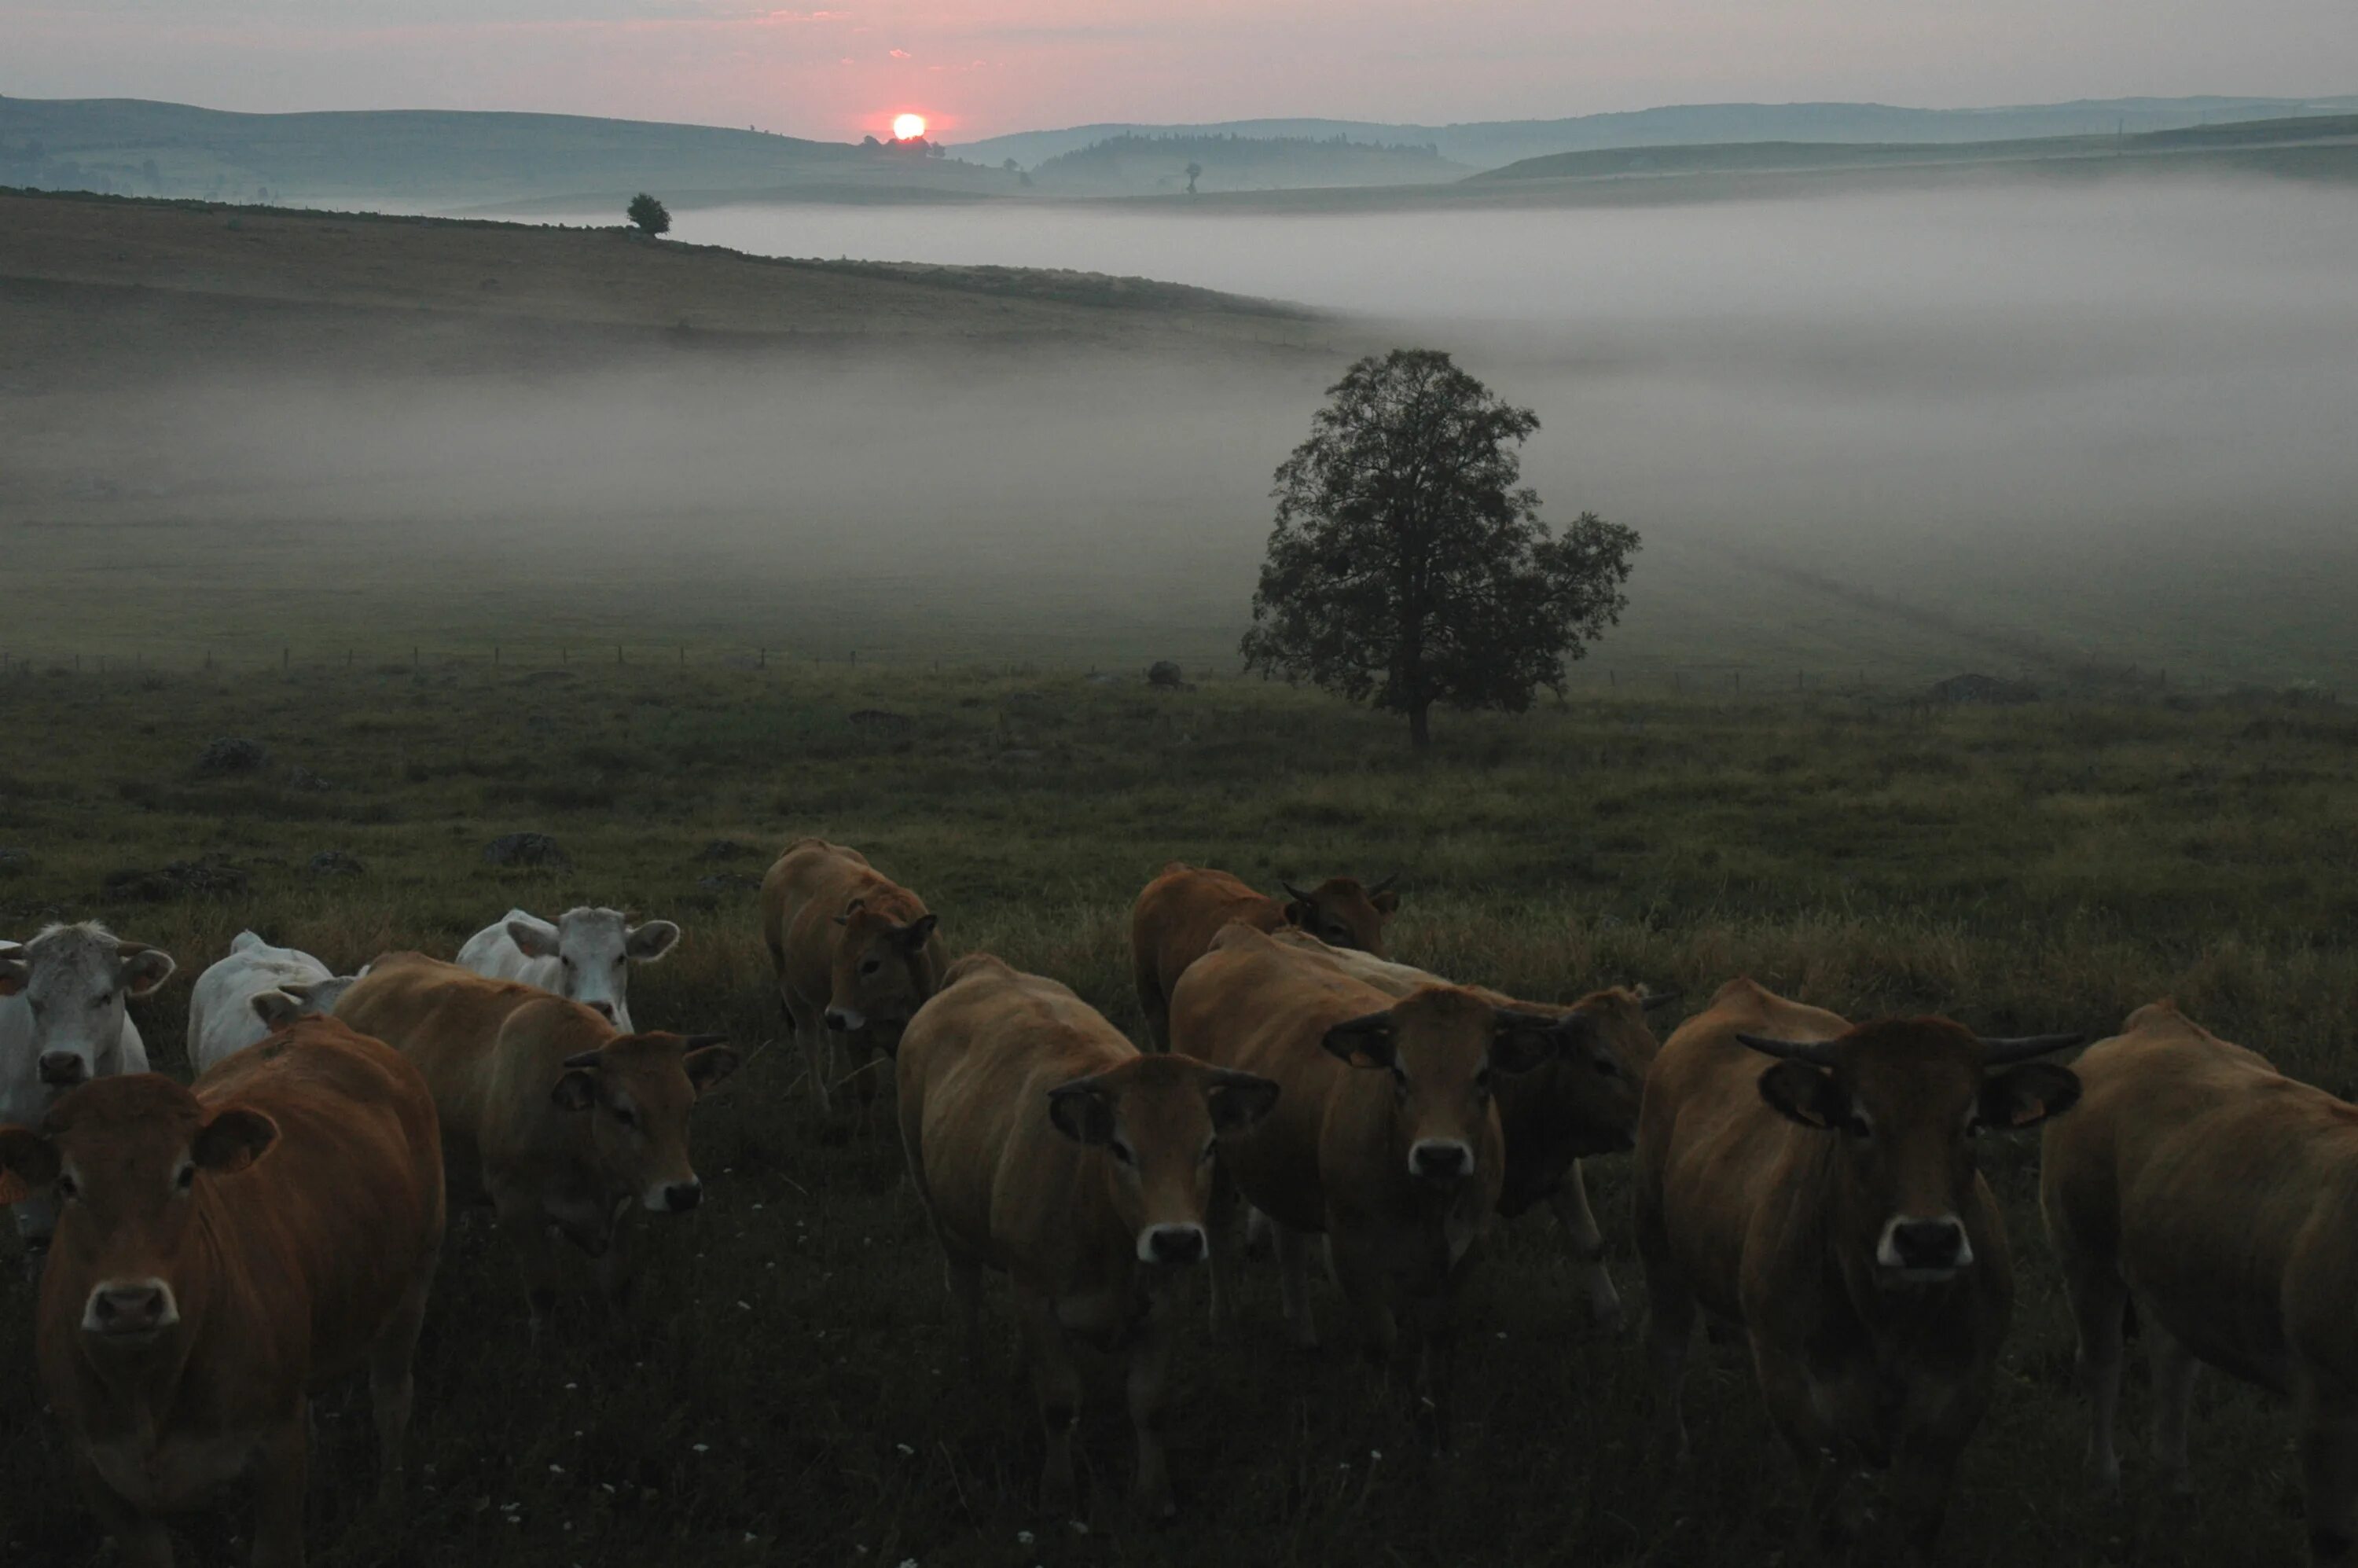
[0, 96, 1020, 208]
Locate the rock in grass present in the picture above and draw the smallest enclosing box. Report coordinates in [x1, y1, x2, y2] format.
[484, 832, 572, 871]
[195, 736, 269, 775]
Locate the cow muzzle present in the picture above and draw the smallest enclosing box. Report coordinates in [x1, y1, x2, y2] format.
[83, 1279, 179, 1338]
[822, 1007, 866, 1034]
[648, 1178, 703, 1214]
[1409, 1139, 1473, 1184]
[37, 1052, 90, 1088]
[1137, 1223, 1207, 1265]
[1877, 1214, 1973, 1281]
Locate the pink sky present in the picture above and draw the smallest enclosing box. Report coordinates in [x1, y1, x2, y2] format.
[6, 2, 2354, 143]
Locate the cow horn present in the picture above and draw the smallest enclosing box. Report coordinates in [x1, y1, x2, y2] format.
[1494, 1008, 1564, 1034]
[1639, 989, 1683, 1012]
[1280, 880, 1314, 904]
[560, 1050, 605, 1070]
[1977, 1032, 2085, 1064]
[1734, 1033, 1842, 1067]
[1327, 1009, 1394, 1037]
[1368, 872, 1400, 895]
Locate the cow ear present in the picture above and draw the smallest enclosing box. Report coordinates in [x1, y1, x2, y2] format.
[1371, 889, 1400, 916]
[119, 946, 176, 998]
[1047, 1081, 1116, 1146]
[1206, 1071, 1280, 1135]
[626, 920, 681, 961]
[1757, 1061, 1852, 1132]
[506, 918, 561, 960]
[1321, 1012, 1396, 1070]
[0, 953, 24, 998]
[193, 1107, 278, 1174]
[1282, 901, 1312, 929]
[0, 1126, 59, 1203]
[684, 1044, 740, 1095]
[552, 1069, 599, 1111]
[1979, 1063, 2081, 1132]
[898, 913, 939, 949]
[250, 989, 308, 1031]
[1489, 1011, 1563, 1076]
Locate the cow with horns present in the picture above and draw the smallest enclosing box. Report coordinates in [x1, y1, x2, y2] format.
[1634, 978, 2081, 1564]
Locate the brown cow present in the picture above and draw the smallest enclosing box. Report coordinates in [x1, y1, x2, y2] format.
[1129, 862, 1398, 1048]
[898, 953, 1277, 1516]
[762, 838, 946, 1117]
[336, 953, 736, 1320]
[1167, 923, 1555, 1443]
[1265, 929, 1666, 1327]
[2043, 1002, 2358, 1559]
[0, 1016, 444, 1568]
[1635, 978, 2080, 1563]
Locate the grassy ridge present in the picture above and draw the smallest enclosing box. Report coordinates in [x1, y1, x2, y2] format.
[2, 659, 2356, 1563]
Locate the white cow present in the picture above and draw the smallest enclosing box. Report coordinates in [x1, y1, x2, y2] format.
[454, 906, 680, 1032]
[185, 931, 363, 1074]
[0, 922, 174, 1253]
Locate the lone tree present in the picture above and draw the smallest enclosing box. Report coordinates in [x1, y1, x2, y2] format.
[626, 192, 670, 237]
[1185, 160, 1204, 195]
[1243, 348, 1639, 750]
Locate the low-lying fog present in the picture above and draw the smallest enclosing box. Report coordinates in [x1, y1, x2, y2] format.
[16, 177, 2358, 682]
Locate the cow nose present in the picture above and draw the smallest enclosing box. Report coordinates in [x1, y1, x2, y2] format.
[37, 1052, 88, 1088]
[1889, 1218, 1968, 1272]
[1141, 1224, 1207, 1265]
[663, 1181, 703, 1214]
[1409, 1140, 1471, 1182]
[823, 1009, 851, 1032]
[86, 1282, 176, 1336]
[587, 1001, 618, 1023]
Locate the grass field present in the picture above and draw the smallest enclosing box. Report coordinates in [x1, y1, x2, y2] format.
[4, 656, 2357, 1565]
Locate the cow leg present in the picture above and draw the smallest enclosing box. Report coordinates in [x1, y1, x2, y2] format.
[2297, 1388, 2358, 1561]
[1127, 1297, 1179, 1518]
[251, 1402, 313, 1568]
[595, 1222, 640, 1313]
[785, 993, 832, 1114]
[1401, 1285, 1458, 1452]
[1325, 1228, 1397, 1374]
[1021, 1291, 1084, 1516]
[2064, 1263, 2129, 1491]
[369, 1243, 439, 1504]
[1204, 1165, 1240, 1336]
[79, 1456, 172, 1568]
[1640, 1272, 1697, 1459]
[852, 1036, 881, 1129]
[1549, 1164, 1624, 1332]
[494, 1184, 567, 1324]
[1887, 1408, 1978, 1568]
[1273, 1220, 1321, 1350]
[947, 1257, 985, 1378]
[2147, 1320, 2199, 1495]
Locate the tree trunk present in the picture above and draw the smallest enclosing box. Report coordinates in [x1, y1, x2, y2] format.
[1409, 700, 1431, 751]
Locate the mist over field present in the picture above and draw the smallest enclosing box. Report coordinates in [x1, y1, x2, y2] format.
[10, 176, 2358, 684]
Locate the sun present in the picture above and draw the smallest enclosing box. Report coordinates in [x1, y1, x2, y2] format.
[891, 112, 927, 141]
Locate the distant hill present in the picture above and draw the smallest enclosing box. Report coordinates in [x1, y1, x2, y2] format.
[963, 95, 2358, 173]
[1474, 113, 2358, 184]
[1029, 132, 1467, 196]
[0, 96, 1022, 209]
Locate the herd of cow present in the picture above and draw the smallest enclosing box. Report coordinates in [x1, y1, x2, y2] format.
[3, 836, 2356, 1564]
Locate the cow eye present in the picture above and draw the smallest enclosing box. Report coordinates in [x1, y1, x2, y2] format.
[612, 1105, 638, 1130]
[91, 993, 112, 1011]
[56, 1173, 79, 1201]
[1844, 1116, 1874, 1140]
[1199, 1139, 1218, 1164]
[175, 1164, 197, 1192]
[1474, 1067, 1494, 1095]
[560, 957, 576, 971]
[860, 957, 884, 976]
[1109, 1140, 1137, 1166]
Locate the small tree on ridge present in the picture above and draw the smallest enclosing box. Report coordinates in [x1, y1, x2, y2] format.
[1242, 347, 1639, 750]
[626, 192, 671, 237]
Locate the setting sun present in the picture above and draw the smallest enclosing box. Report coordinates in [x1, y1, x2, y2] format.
[891, 112, 927, 141]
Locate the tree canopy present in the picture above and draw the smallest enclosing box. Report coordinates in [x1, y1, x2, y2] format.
[1242, 348, 1639, 748]
[626, 192, 670, 236]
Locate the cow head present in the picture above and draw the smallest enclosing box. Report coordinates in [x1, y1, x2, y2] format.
[549, 1030, 738, 1214]
[1280, 874, 1399, 955]
[823, 899, 940, 1050]
[1739, 1019, 2082, 1285]
[3, 924, 174, 1091]
[0, 1074, 277, 1347]
[1501, 987, 1669, 1158]
[505, 907, 679, 1031]
[248, 974, 362, 1034]
[1046, 1055, 1279, 1265]
[1322, 986, 1552, 1188]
